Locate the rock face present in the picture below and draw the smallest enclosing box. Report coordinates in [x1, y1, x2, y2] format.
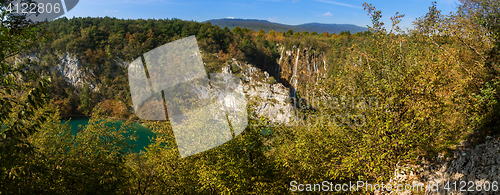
[16, 52, 96, 91]
[233, 45, 331, 125]
[17, 52, 133, 93]
[221, 48, 331, 125]
[113, 58, 130, 69]
[17, 53, 40, 63]
[386, 136, 500, 195]
[223, 59, 295, 125]
[51, 53, 130, 92]
[52, 52, 98, 91]
[209, 72, 248, 134]
[244, 80, 294, 124]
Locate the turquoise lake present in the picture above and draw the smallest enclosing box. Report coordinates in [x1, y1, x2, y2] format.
[63, 118, 156, 153]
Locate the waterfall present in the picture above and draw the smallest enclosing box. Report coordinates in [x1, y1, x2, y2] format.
[321, 52, 327, 77]
[279, 47, 284, 65]
[322, 53, 326, 71]
[290, 48, 300, 98]
[293, 48, 299, 86]
[306, 51, 310, 77]
[312, 51, 319, 101]
[306, 51, 311, 100]
[314, 51, 318, 75]
[277, 46, 284, 83]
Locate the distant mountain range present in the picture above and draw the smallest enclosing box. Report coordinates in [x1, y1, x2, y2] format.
[205, 19, 369, 34]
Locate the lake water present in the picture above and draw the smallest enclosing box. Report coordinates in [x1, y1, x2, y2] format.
[63, 117, 156, 153]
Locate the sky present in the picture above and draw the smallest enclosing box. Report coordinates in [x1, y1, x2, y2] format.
[62, 0, 461, 31]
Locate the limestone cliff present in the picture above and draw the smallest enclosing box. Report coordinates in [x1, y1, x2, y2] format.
[223, 59, 295, 125]
[18, 52, 133, 93]
[52, 53, 98, 91]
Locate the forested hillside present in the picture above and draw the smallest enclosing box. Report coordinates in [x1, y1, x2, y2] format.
[25, 16, 368, 119]
[1, 0, 500, 194]
[25, 17, 282, 117]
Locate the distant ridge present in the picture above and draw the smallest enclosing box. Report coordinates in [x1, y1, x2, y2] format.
[205, 18, 369, 34]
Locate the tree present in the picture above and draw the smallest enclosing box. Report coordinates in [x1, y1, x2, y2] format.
[0, 1, 52, 193]
[240, 37, 254, 55]
[232, 26, 243, 37]
[269, 30, 276, 37]
[79, 83, 91, 115]
[338, 30, 351, 36]
[27, 105, 135, 194]
[258, 29, 265, 37]
[293, 32, 301, 38]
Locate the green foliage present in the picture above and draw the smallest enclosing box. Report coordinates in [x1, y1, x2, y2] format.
[79, 83, 91, 115]
[268, 76, 276, 84]
[338, 30, 351, 36]
[293, 32, 301, 38]
[267, 1, 500, 185]
[258, 29, 265, 37]
[125, 117, 287, 194]
[22, 105, 135, 194]
[0, 3, 53, 193]
[456, 0, 500, 145]
[3, 1, 500, 194]
[269, 30, 275, 36]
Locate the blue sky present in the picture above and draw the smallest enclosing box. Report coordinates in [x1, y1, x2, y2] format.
[63, 0, 460, 31]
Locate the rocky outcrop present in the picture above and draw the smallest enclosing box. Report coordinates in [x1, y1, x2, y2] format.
[209, 71, 248, 134]
[221, 45, 331, 125]
[17, 53, 40, 63]
[16, 52, 99, 92]
[223, 59, 295, 125]
[244, 80, 294, 124]
[113, 58, 130, 69]
[385, 136, 500, 195]
[18, 52, 132, 92]
[52, 52, 98, 91]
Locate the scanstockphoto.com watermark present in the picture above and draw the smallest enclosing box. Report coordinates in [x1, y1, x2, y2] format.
[290, 180, 500, 193]
[290, 181, 426, 193]
[250, 96, 379, 128]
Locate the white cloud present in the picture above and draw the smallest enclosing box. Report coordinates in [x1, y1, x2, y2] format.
[226, 17, 235, 19]
[314, 0, 360, 9]
[322, 12, 333, 16]
[105, 9, 119, 13]
[292, 0, 300, 3]
[268, 16, 278, 22]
